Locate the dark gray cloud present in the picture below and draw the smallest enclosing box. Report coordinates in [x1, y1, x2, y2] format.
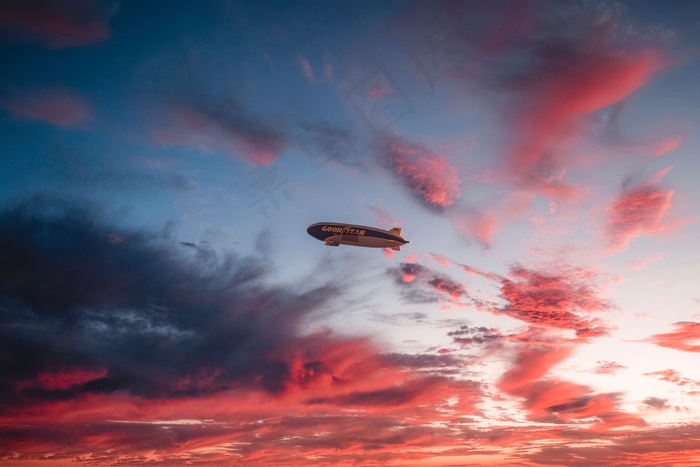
[0, 196, 338, 410]
[381, 352, 467, 369]
[448, 325, 504, 347]
[643, 397, 668, 410]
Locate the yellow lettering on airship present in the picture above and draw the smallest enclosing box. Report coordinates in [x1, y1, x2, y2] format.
[321, 226, 365, 236]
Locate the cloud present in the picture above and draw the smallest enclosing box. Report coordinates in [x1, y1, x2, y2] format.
[46, 144, 197, 193]
[415, 258, 614, 338]
[497, 263, 612, 337]
[390, 262, 467, 305]
[410, 1, 671, 200]
[605, 167, 681, 251]
[306, 376, 481, 412]
[642, 397, 668, 410]
[157, 101, 285, 165]
[377, 132, 461, 209]
[451, 190, 535, 247]
[497, 345, 574, 395]
[141, 49, 286, 165]
[361, 202, 404, 228]
[0, 197, 492, 465]
[522, 423, 700, 466]
[594, 102, 687, 160]
[592, 360, 627, 375]
[0, 87, 92, 128]
[0, 196, 351, 406]
[448, 326, 504, 348]
[494, 4, 668, 199]
[381, 352, 467, 371]
[643, 322, 700, 353]
[0, 0, 118, 49]
[625, 251, 665, 271]
[296, 120, 365, 169]
[503, 47, 663, 185]
[497, 345, 644, 428]
[645, 369, 700, 395]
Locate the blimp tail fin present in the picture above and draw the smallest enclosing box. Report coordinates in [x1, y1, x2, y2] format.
[391, 246, 401, 251]
[389, 227, 402, 236]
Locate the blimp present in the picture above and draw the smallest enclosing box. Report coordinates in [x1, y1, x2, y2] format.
[307, 222, 410, 251]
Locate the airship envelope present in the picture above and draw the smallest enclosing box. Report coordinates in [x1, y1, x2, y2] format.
[307, 222, 410, 250]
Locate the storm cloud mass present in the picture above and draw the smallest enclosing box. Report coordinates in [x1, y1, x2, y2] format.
[0, 197, 335, 405]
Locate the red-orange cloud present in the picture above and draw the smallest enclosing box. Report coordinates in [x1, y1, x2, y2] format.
[0, 337, 485, 465]
[498, 345, 644, 429]
[644, 322, 700, 353]
[498, 263, 612, 337]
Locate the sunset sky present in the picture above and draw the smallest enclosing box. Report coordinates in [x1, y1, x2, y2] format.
[2, 1, 700, 465]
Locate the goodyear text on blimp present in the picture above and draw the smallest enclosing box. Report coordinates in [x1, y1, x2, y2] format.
[321, 225, 366, 236]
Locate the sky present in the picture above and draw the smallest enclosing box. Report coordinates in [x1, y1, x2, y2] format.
[1, 0, 700, 465]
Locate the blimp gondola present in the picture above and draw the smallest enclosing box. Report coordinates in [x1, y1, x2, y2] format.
[307, 222, 410, 250]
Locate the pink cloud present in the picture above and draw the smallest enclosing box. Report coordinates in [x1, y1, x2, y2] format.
[0, 0, 116, 49]
[377, 132, 461, 209]
[650, 133, 685, 158]
[626, 251, 665, 271]
[605, 167, 683, 251]
[644, 322, 700, 353]
[504, 48, 665, 196]
[428, 254, 451, 267]
[498, 263, 612, 337]
[645, 369, 700, 395]
[592, 360, 628, 375]
[1, 87, 92, 128]
[498, 345, 574, 393]
[452, 208, 497, 248]
[431, 259, 614, 338]
[451, 190, 535, 247]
